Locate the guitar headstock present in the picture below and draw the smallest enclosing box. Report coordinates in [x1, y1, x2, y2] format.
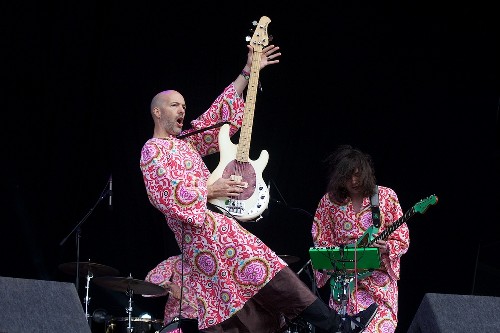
[246, 16, 271, 52]
[414, 195, 438, 214]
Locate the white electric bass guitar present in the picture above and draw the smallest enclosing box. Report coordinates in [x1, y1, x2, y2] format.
[207, 16, 272, 221]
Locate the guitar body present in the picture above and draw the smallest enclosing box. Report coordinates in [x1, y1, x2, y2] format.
[208, 124, 270, 221]
[355, 225, 379, 247]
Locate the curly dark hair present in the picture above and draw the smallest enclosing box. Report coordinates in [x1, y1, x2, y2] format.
[325, 145, 376, 203]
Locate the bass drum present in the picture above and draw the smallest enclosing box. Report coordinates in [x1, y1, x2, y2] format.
[106, 317, 163, 333]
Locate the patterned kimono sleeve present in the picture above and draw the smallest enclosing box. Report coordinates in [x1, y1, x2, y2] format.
[182, 83, 245, 156]
[143, 259, 173, 298]
[140, 141, 207, 228]
[312, 194, 336, 288]
[380, 187, 409, 280]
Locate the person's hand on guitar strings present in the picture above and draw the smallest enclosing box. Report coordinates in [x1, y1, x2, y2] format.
[372, 239, 389, 255]
[207, 178, 245, 199]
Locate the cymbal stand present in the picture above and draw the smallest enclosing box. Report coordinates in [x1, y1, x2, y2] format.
[84, 269, 94, 325]
[125, 286, 134, 333]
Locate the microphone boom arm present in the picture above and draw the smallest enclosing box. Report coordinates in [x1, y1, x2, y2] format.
[59, 175, 112, 293]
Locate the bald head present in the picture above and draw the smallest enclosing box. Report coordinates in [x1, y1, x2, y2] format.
[150, 90, 186, 138]
[151, 90, 180, 117]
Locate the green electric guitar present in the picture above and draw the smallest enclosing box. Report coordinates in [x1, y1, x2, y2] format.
[309, 194, 438, 300]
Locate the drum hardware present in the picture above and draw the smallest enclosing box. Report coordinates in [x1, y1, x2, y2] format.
[59, 262, 121, 277]
[296, 259, 312, 275]
[93, 308, 113, 333]
[84, 268, 93, 323]
[93, 275, 167, 332]
[107, 317, 163, 333]
[278, 254, 301, 265]
[59, 261, 120, 324]
[157, 317, 199, 333]
[93, 308, 112, 324]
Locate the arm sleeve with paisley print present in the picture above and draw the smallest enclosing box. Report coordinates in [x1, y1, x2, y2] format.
[182, 83, 245, 156]
[311, 194, 336, 288]
[380, 188, 410, 280]
[143, 258, 174, 298]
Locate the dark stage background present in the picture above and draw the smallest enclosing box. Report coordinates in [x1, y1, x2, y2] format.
[3, 2, 499, 332]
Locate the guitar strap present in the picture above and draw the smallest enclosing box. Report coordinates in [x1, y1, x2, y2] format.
[370, 185, 381, 228]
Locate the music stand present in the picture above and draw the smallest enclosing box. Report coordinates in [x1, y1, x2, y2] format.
[308, 246, 380, 271]
[308, 246, 380, 315]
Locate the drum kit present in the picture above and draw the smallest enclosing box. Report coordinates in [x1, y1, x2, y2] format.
[58, 261, 168, 333]
[59, 254, 311, 333]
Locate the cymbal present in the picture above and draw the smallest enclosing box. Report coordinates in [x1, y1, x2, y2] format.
[58, 262, 120, 277]
[92, 276, 166, 296]
[278, 255, 300, 265]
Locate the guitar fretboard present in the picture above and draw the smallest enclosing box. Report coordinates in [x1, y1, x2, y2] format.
[367, 207, 415, 246]
[237, 52, 262, 162]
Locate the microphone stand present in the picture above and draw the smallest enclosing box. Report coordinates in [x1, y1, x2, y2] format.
[59, 176, 112, 324]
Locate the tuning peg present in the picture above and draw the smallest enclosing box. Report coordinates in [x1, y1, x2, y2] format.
[246, 36, 251, 42]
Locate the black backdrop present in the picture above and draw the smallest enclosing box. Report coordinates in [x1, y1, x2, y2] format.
[3, 2, 499, 332]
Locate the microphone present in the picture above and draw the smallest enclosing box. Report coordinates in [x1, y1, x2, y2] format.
[108, 175, 113, 207]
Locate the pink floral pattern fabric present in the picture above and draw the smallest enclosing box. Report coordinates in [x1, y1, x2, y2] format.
[144, 255, 198, 325]
[140, 83, 287, 329]
[312, 186, 410, 333]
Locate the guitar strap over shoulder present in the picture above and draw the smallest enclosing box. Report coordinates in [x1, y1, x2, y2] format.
[370, 185, 381, 228]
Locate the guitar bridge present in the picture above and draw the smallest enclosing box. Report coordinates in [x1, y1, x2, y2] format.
[224, 199, 246, 215]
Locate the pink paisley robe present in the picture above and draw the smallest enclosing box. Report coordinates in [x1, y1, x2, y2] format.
[140, 83, 287, 330]
[312, 186, 409, 333]
[145, 255, 198, 325]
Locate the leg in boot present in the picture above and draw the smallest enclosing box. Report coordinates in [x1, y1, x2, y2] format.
[299, 298, 343, 333]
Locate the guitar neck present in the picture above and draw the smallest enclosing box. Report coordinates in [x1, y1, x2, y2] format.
[236, 52, 262, 162]
[367, 207, 415, 246]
